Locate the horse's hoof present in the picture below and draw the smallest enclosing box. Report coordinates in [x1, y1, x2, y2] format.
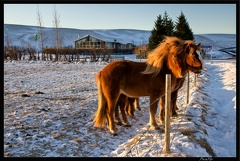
[175, 106, 179, 110]
[129, 112, 134, 117]
[172, 113, 178, 117]
[136, 107, 141, 111]
[123, 124, 131, 127]
[172, 111, 178, 117]
[116, 121, 123, 126]
[160, 120, 165, 126]
[149, 125, 160, 130]
[110, 130, 118, 136]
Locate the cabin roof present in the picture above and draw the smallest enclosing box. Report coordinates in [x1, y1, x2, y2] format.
[75, 34, 131, 44]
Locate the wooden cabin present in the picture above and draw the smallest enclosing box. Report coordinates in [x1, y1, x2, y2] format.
[75, 35, 133, 50]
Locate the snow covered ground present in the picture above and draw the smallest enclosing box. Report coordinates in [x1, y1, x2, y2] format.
[4, 56, 236, 157]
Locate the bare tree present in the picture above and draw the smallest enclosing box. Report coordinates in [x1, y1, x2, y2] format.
[36, 4, 48, 60]
[52, 5, 62, 61]
[4, 27, 11, 47]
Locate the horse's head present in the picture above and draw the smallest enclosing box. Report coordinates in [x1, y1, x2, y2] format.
[184, 40, 204, 74]
[166, 37, 188, 78]
[143, 36, 188, 78]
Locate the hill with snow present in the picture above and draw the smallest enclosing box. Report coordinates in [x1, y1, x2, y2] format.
[4, 24, 236, 51]
[4, 24, 151, 47]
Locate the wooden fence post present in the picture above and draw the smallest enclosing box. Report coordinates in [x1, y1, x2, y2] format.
[186, 71, 190, 104]
[164, 74, 171, 153]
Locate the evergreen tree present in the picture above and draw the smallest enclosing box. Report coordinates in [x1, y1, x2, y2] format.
[148, 14, 165, 51]
[162, 11, 174, 36]
[174, 11, 194, 40]
[148, 11, 174, 51]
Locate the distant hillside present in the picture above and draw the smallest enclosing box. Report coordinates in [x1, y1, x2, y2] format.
[4, 24, 236, 50]
[4, 24, 151, 48]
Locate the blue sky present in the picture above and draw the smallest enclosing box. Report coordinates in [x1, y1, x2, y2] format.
[4, 4, 236, 34]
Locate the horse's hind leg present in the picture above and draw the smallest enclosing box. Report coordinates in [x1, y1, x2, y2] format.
[116, 95, 131, 127]
[115, 96, 123, 125]
[106, 104, 117, 135]
[120, 103, 131, 127]
[134, 98, 141, 111]
[125, 97, 135, 117]
[115, 94, 129, 126]
[105, 94, 119, 135]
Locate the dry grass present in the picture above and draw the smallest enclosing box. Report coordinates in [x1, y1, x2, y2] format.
[194, 138, 216, 157]
[180, 127, 216, 157]
[124, 134, 142, 149]
[180, 127, 197, 137]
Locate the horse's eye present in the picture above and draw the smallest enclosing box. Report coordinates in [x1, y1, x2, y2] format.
[174, 54, 177, 58]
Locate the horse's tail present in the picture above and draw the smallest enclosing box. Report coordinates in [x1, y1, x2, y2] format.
[93, 71, 107, 127]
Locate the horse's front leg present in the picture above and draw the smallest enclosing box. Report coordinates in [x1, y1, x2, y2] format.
[159, 96, 165, 125]
[149, 95, 160, 130]
[171, 90, 179, 117]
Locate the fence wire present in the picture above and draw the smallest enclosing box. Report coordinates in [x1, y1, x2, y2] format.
[119, 72, 198, 157]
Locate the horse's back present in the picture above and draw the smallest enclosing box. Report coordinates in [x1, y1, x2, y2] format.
[100, 60, 145, 79]
[100, 60, 165, 97]
[99, 60, 148, 96]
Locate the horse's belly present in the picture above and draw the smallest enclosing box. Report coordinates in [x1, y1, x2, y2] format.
[120, 85, 156, 97]
[120, 89, 147, 97]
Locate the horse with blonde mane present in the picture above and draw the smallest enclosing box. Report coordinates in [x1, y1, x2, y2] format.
[114, 40, 204, 127]
[93, 36, 202, 135]
[167, 40, 203, 118]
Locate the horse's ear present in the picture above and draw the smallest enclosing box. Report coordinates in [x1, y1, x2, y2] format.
[197, 43, 201, 48]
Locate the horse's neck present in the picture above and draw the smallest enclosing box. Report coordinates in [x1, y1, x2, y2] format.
[160, 61, 176, 78]
[169, 77, 184, 92]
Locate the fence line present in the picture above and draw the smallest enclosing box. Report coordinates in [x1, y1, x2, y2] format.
[121, 72, 197, 156]
[59, 71, 196, 157]
[164, 74, 171, 153]
[4, 47, 130, 62]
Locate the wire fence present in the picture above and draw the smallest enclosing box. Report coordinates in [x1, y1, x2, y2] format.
[70, 72, 196, 157]
[118, 72, 198, 157]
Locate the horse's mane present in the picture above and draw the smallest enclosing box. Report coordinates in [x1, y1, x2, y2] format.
[184, 40, 195, 45]
[142, 36, 185, 76]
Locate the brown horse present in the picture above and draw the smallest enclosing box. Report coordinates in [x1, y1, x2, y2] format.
[114, 40, 203, 127]
[114, 94, 140, 126]
[93, 36, 201, 135]
[169, 40, 203, 117]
